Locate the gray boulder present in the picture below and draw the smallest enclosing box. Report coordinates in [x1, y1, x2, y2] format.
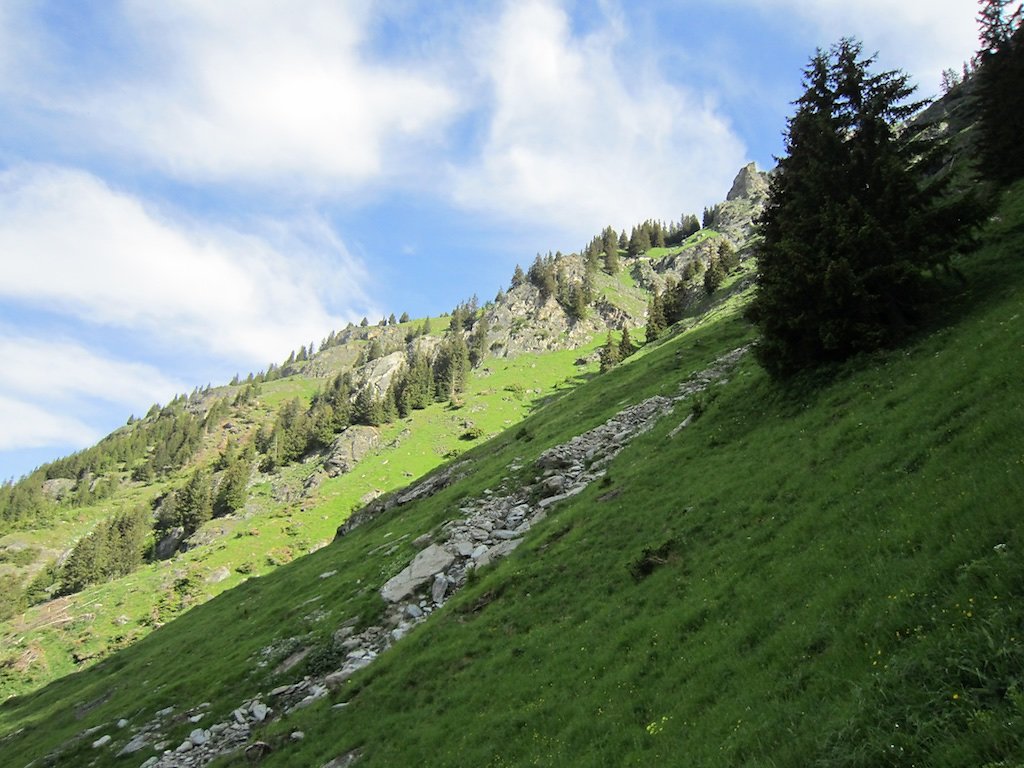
[380, 545, 455, 603]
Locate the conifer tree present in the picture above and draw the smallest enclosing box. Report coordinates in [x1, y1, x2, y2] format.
[975, 1, 1024, 183]
[645, 289, 667, 342]
[703, 256, 726, 296]
[599, 333, 621, 372]
[618, 325, 636, 359]
[748, 39, 980, 377]
[178, 467, 213, 536]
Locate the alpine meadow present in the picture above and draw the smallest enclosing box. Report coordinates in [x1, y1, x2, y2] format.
[1, 3, 1023, 767]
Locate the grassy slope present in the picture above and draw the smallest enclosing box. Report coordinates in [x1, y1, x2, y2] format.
[257, 185, 1024, 767]
[0, 332, 607, 703]
[2, 185, 1023, 766]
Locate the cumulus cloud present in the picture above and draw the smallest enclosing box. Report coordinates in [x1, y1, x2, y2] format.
[0, 164, 370, 363]
[450, 0, 747, 238]
[76, 0, 459, 187]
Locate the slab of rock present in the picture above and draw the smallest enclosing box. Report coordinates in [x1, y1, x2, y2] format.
[324, 426, 381, 477]
[380, 545, 455, 602]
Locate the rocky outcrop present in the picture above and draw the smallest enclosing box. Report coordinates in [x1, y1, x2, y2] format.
[323, 427, 381, 477]
[705, 162, 771, 242]
[726, 161, 770, 202]
[83, 347, 749, 768]
[359, 351, 406, 398]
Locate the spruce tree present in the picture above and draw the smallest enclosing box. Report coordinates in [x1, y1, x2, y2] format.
[703, 256, 726, 296]
[975, 2, 1024, 183]
[618, 325, 636, 359]
[748, 39, 980, 377]
[645, 290, 667, 343]
[599, 333, 620, 372]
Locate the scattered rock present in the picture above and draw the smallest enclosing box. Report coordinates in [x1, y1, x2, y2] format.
[91, 734, 111, 749]
[380, 544, 456, 603]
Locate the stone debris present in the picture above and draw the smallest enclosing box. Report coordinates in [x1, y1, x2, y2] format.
[100, 348, 746, 768]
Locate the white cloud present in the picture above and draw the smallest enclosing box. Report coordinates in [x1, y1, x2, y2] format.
[450, 0, 747, 238]
[0, 395, 99, 451]
[0, 334, 186, 408]
[0, 164, 371, 364]
[727, 0, 978, 92]
[77, 0, 459, 187]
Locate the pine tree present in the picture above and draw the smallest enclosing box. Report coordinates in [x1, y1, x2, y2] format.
[511, 264, 526, 288]
[618, 325, 636, 359]
[603, 246, 620, 275]
[645, 290, 667, 343]
[215, 457, 250, 516]
[599, 333, 621, 373]
[178, 467, 213, 536]
[748, 39, 980, 377]
[399, 311, 410, 323]
[975, 2, 1024, 183]
[704, 256, 726, 296]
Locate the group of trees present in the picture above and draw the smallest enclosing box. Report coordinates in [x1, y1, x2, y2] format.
[519, 253, 595, 320]
[599, 326, 637, 372]
[254, 298, 489, 471]
[0, 396, 225, 535]
[58, 507, 150, 595]
[748, 38, 983, 377]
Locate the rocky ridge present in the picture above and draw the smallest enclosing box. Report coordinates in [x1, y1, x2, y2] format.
[71, 346, 748, 768]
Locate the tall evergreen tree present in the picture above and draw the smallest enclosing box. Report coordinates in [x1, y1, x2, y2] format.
[703, 256, 726, 296]
[975, 1, 1024, 183]
[599, 333, 621, 373]
[748, 39, 980, 377]
[645, 289, 667, 342]
[618, 325, 636, 359]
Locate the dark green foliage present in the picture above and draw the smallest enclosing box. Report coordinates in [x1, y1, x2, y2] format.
[352, 386, 384, 427]
[527, 254, 558, 302]
[433, 332, 470, 401]
[214, 455, 251, 517]
[975, 2, 1024, 183]
[645, 289, 667, 342]
[469, 312, 491, 368]
[703, 255, 726, 296]
[510, 264, 526, 289]
[618, 325, 636, 360]
[399, 311, 410, 323]
[177, 467, 213, 536]
[628, 225, 652, 258]
[0, 574, 25, 621]
[599, 333, 620, 372]
[748, 39, 981, 377]
[718, 239, 740, 272]
[603, 245, 619, 275]
[359, 317, 369, 328]
[57, 507, 150, 596]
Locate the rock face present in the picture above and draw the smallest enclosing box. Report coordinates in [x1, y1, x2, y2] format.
[154, 527, 186, 561]
[706, 162, 772, 242]
[324, 426, 381, 477]
[726, 161, 770, 202]
[361, 351, 407, 398]
[41, 478, 76, 501]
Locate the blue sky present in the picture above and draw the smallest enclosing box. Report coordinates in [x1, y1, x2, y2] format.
[0, 0, 978, 482]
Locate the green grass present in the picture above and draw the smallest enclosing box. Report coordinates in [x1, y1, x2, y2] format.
[2, 184, 1023, 767]
[0, 337, 604, 705]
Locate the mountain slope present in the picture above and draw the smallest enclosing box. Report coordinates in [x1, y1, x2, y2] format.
[1, 178, 1022, 767]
